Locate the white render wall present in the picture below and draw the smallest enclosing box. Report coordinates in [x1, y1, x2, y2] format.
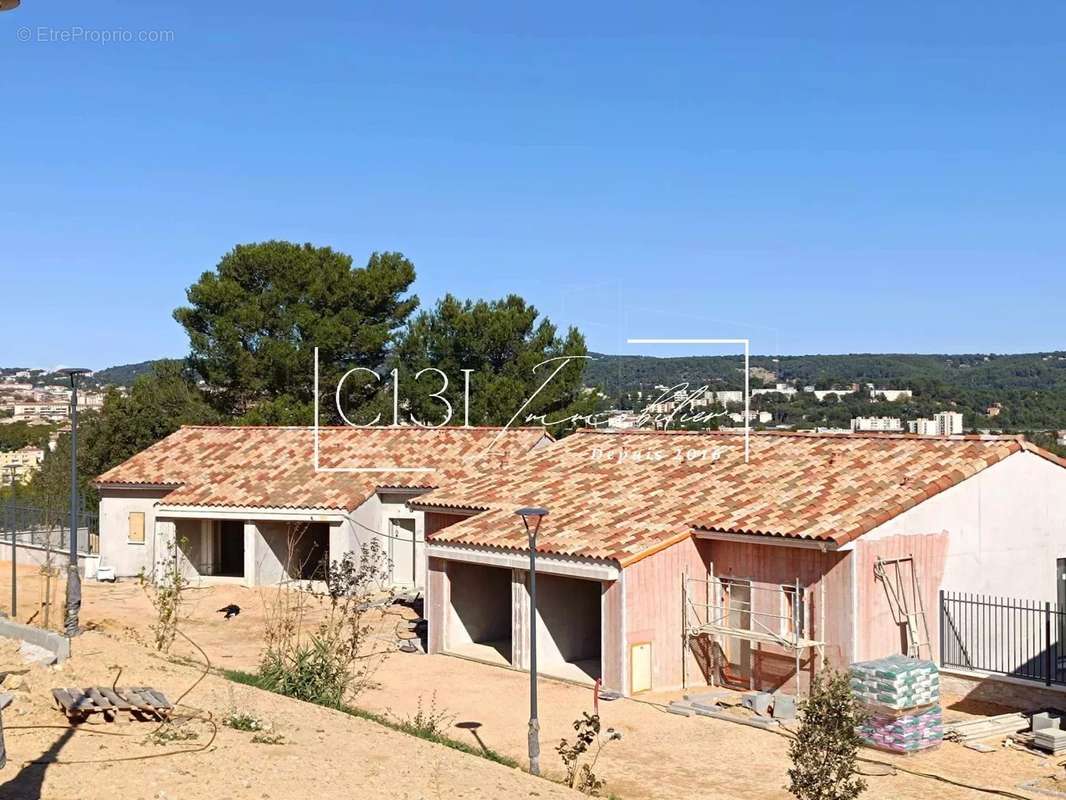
[340, 491, 427, 590]
[860, 450, 1066, 602]
[98, 488, 173, 577]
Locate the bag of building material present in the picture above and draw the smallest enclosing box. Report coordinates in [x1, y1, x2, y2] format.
[858, 705, 943, 753]
[850, 655, 939, 710]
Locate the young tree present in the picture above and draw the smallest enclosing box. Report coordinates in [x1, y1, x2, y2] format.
[173, 242, 418, 422]
[387, 293, 600, 434]
[788, 669, 867, 800]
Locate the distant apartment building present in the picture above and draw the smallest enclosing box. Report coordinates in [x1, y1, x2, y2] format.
[0, 446, 45, 485]
[714, 390, 744, 405]
[810, 388, 856, 402]
[935, 411, 964, 435]
[907, 412, 963, 436]
[12, 402, 69, 422]
[751, 383, 797, 398]
[908, 418, 940, 436]
[986, 404, 1002, 417]
[850, 416, 903, 433]
[729, 410, 773, 424]
[869, 388, 913, 402]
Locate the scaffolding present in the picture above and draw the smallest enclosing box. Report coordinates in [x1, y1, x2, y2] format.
[682, 573, 825, 692]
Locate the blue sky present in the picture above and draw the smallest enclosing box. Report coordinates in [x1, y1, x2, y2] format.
[2, 1, 1065, 368]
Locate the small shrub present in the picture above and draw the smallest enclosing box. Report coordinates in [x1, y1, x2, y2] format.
[788, 668, 867, 800]
[257, 536, 391, 707]
[251, 732, 285, 745]
[556, 712, 622, 796]
[223, 711, 265, 732]
[390, 692, 453, 738]
[147, 724, 199, 745]
[140, 535, 189, 652]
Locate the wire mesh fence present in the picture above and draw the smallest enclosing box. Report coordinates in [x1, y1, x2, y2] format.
[0, 498, 98, 629]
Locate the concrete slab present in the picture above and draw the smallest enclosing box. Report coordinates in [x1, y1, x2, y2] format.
[773, 694, 797, 721]
[0, 618, 69, 663]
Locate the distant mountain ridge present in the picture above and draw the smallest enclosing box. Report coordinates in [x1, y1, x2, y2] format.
[8, 351, 1066, 393]
[584, 351, 1066, 394]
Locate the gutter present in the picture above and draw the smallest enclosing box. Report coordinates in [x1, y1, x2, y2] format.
[693, 529, 841, 552]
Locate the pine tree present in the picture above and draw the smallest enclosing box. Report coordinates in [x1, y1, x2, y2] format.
[787, 668, 867, 800]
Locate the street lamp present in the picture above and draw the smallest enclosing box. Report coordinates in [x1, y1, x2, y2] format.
[515, 506, 548, 776]
[60, 368, 90, 637]
[3, 465, 17, 618]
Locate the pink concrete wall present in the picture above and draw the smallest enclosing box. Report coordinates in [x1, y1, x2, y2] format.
[623, 536, 710, 692]
[427, 556, 449, 654]
[851, 532, 949, 663]
[706, 541, 852, 693]
[601, 579, 626, 693]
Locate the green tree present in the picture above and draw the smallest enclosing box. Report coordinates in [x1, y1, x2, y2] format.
[788, 668, 867, 800]
[385, 294, 599, 434]
[173, 242, 418, 423]
[0, 421, 53, 452]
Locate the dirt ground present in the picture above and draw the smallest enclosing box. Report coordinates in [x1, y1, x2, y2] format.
[1, 565, 1062, 800]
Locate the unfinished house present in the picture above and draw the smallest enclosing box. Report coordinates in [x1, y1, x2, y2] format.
[94, 425, 547, 588]
[414, 429, 1066, 695]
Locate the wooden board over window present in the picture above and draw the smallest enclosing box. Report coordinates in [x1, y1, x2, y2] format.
[128, 512, 145, 543]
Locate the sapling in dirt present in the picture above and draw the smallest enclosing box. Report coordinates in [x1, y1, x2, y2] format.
[788, 668, 868, 800]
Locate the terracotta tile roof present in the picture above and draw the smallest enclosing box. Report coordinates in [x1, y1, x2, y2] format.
[418, 429, 1057, 565]
[94, 426, 547, 511]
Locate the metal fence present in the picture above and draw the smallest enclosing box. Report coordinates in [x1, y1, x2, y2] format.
[940, 590, 1066, 687]
[0, 500, 99, 557]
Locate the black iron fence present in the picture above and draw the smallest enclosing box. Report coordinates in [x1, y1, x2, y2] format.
[940, 590, 1066, 687]
[0, 500, 99, 556]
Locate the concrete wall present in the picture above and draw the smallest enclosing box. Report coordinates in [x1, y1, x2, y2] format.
[338, 492, 427, 590]
[445, 560, 512, 647]
[856, 450, 1066, 663]
[530, 572, 601, 667]
[624, 536, 709, 693]
[98, 487, 172, 577]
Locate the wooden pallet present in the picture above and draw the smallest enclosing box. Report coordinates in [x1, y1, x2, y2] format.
[51, 686, 173, 722]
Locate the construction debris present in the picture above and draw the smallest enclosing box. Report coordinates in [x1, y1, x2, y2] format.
[741, 691, 773, 717]
[943, 713, 1029, 743]
[772, 693, 797, 720]
[52, 686, 173, 722]
[1034, 729, 1066, 755]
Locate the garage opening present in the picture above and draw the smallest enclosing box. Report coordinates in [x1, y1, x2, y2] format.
[447, 561, 512, 666]
[535, 573, 602, 684]
[216, 520, 245, 578]
[289, 522, 330, 581]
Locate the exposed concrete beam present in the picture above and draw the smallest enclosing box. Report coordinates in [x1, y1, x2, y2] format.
[426, 544, 619, 580]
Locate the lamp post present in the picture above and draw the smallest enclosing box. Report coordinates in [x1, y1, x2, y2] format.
[515, 506, 548, 776]
[3, 465, 17, 618]
[60, 368, 90, 638]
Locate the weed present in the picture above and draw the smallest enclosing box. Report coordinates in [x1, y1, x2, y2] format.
[147, 724, 199, 745]
[257, 532, 391, 707]
[223, 711, 265, 732]
[251, 732, 286, 745]
[140, 535, 190, 652]
[557, 712, 622, 796]
[388, 692, 453, 738]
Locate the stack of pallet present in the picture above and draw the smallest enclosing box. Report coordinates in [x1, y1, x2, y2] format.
[851, 655, 943, 754]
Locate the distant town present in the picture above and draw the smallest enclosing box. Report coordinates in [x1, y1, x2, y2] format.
[0, 367, 112, 487]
